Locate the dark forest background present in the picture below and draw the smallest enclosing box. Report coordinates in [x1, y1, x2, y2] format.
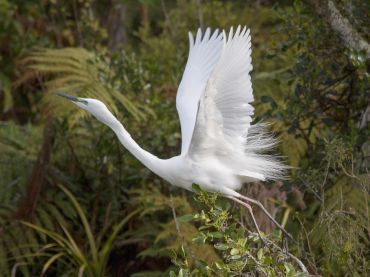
[0, 0, 369, 276]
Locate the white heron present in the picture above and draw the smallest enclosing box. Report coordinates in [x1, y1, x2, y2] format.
[57, 26, 291, 239]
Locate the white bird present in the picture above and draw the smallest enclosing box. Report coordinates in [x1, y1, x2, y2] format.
[57, 26, 291, 239]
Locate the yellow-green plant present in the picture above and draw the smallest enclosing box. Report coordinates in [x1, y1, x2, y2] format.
[170, 185, 308, 276]
[21, 184, 140, 276]
[15, 48, 147, 123]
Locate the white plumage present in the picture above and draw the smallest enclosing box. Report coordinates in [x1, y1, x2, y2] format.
[57, 26, 291, 239]
[186, 26, 284, 187]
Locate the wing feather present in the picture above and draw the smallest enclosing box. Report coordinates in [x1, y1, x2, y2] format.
[189, 26, 285, 181]
[176, 28, 223, 154]
[207, 25, 254, 147]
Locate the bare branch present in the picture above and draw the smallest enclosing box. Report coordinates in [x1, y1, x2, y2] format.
[169, 194, 182, 238]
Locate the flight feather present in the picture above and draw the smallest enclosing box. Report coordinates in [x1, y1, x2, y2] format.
[176, 28, 223, 154]
[188, 26, 285, 182]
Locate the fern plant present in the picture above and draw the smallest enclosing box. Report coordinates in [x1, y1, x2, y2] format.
[15, 48, 147, 123]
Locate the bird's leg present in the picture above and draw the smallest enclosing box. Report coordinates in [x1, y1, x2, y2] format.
[229, 196, 266, 245]
[237, 194, 293, 240]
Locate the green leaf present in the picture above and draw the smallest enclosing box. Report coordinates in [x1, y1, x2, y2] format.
[178, 268, 188, 277]
[208, 231, 223, 239]
[177, 214, 194, 222]
[284, 263, 295, 277]
[57, 184, 98, 264]
[99, 209, 141, 271]
[169, 250, 177, 261]
[214, 261, 224, 270]
[192, 184, 202, 194]
[257, 248, 264, 261]
[58, 224, 85, 264]
[41, 253, 65, 276]
[192, 234, 207, 245]
[214, 243, 229, 251]
[178, 244, 186, 259]
[198, 226, 211, 231]
[195, 259, 208, 269]
[20, 221, 70, 250]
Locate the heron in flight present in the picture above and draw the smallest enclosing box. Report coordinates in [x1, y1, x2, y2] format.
[57, 26, 291, 239]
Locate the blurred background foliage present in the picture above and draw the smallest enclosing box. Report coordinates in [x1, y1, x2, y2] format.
[0, 0, 369, 276]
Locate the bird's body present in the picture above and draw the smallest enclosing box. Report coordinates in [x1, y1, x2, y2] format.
[101, 111, 242, 197]
[57, 26, 291, 238]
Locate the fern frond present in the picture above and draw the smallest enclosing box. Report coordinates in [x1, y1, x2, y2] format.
[16, 48, 148, 124]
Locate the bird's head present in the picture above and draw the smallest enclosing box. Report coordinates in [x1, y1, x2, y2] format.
[56, 92, 118, 127]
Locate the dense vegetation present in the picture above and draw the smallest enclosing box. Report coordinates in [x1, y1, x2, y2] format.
[0, 0, 368, 276]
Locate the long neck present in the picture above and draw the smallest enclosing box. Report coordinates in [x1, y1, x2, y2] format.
[109, 119, 165, 177]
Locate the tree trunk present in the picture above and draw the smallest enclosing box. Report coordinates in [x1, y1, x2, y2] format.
[108, 2, 128, 51]
[14, 117, 55, 220]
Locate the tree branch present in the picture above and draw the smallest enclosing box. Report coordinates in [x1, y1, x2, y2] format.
[304, 0, 370, 58]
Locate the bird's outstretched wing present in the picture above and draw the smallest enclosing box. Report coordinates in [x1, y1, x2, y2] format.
[176, 28, 223, 154]
[189, 26, 284, 181]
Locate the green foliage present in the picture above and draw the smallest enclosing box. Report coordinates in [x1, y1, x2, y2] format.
[0, 122, 41, 201]
[0, 0, 369, 276]
[169, 185, 308, 276]
[20, 185, 140, 276]
[310, 177, 369, 275]
[16, 48, 147, 123]
[129, 185, 219, 271]
[295, 139, 369, 276]
[269, 1, 369, 167]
